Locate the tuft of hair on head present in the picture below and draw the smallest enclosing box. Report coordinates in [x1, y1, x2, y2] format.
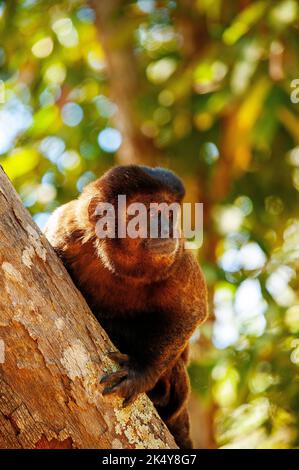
[100, 165, 185, 202]
[140, 166, 185, 199]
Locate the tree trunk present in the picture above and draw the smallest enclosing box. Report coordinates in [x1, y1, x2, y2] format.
[0, 167, 177, 449]
[89, 0, 157, 166]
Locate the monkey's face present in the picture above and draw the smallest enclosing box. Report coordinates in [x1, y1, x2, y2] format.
[95, 191, 183, 281]
[126, 191, 181, 251]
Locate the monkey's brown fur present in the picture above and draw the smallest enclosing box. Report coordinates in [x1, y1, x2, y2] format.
[45, 165, 208, 449]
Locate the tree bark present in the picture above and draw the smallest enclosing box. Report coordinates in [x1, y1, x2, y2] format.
[0, 167, 177, 449]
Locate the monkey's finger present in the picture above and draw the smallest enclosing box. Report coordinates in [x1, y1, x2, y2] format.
[102, 376, 127, 395]
[122, 393, 137, 407]
[100, 369, 127, 385]
[108, 351, 130, 365]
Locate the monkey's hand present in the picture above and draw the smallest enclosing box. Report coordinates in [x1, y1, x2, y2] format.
[100, 351, 154, 407]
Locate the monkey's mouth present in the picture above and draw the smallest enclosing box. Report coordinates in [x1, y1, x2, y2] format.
[145, 238, 178, 255]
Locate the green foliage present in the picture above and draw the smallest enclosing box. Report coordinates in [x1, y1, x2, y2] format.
[1, 0, 299, 448]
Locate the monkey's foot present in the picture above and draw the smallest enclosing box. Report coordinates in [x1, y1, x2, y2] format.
[100, 351, 146, 407]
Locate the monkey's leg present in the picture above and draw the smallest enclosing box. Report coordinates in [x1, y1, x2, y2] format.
[166, 405, 193, 449]
[152, 359, 193, 449]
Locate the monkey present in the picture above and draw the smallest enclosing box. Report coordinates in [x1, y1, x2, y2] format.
[44, 165, 208, 449]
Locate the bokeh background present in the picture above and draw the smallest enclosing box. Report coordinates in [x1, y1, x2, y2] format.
[1, 0, 299, 448]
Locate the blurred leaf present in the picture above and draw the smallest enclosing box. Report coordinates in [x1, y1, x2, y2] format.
[223, 2, 268, 45]
[2, 147, 40, 180]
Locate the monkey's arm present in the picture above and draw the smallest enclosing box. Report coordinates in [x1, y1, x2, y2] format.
[101, 254, 208, 406]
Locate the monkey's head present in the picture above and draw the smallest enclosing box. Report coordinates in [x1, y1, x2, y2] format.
[83, 165, 185, 282]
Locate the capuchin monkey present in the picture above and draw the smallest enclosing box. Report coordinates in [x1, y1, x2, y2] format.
[44, 165, 208, 449]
